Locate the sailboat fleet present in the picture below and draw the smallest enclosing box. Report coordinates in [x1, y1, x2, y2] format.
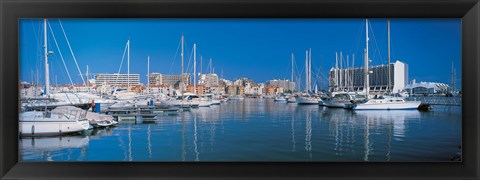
[20, 18, 425, 137]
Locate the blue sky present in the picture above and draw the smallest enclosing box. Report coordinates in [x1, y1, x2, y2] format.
[20, 19, 461, 90]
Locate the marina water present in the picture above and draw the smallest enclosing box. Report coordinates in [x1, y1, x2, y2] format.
[19, 98, 461, 162]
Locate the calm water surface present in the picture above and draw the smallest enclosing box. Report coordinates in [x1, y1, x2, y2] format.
[19, 98, 461, 162]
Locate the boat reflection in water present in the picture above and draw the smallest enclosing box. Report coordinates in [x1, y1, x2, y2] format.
[19, 136, 89, 161]
[19, 99, 460, 162]
[352, 110, 421, 161]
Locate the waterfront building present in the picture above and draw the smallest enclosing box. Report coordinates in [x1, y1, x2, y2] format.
[187, 84, 207, 95]
[265, 85, 284, 95]
[245, 83, 264, 96]
[51, 85, 71, 93]
[208, 85, 226, 95]
[227, 85, 245, 96]
[148, 73, 191, 88]
[131, 85, 145, 93]
[71, 84, 95, 93]
[404, 80, 450, 95]
[234, 78, 255, 87]
[19, 83, 44, 97]
[144, 84, 172, 95]
[219, 79, 233, 86]
[328, 60, 408, 94]
[199, 73, 219, 87]
[94, 73, 140, 86]
[266, 79, 295, 93]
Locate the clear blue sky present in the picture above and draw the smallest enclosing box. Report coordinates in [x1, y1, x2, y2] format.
[20, 18, 461, 90]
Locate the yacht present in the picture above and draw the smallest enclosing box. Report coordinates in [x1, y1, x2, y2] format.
[19, 106, 90, 137]
[324, 92, 364, 108]
[286, 96, 297, 103]
[296, 95, 322, 105]
[274, 95, 287, 102]
[352, 19, 421, 110]
[353, 96, 421, 110]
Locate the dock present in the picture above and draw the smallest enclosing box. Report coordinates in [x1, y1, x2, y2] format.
[105, 107, 180, 123]
[407, 96, 462, 110]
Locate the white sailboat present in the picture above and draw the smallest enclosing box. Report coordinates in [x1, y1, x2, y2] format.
[353, 19, 421, 110]
[19, 19, 90, 137]
[296, 49, 322, 105]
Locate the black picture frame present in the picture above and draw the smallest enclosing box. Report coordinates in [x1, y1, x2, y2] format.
[1, 0, 479, 179]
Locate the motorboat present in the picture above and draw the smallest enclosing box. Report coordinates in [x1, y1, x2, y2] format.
[274, 95, 287, 102]
[19, 106, 90, 137]
[295, 95, 322, 105]
[353, 96, 421, 110]
[323, 92, 363, 108]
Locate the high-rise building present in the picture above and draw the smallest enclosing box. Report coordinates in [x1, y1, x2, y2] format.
[328, 60, 408, 93]
[94, 74, 140, 86]
[148, 73, 191, 88]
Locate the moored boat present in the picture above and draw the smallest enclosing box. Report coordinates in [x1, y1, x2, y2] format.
[19, 107, 90, 137]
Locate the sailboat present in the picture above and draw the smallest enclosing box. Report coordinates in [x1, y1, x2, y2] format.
[296, 49, 323, 105]
[19, 19, 90, 137]
[159, 35, 199, 108]
[324, 52, 366, 108]
[353, 19, 421, 110]
[286, 53, 297, 103]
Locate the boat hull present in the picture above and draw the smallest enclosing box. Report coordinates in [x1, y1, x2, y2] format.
[353, 101, 421, 110]
[19, 120, 89, 137]
[324, 100, 352, 108]
[296, 97, 321, 105]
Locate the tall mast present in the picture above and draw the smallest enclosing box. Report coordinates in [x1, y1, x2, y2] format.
[200, 56, 203, 74]
[291, 52, 294, 92]
[291, 52, 294, 82]
[346, 55, 349, 92]
[147, 56, 150, 93]
[127, 38, 130, 90]
[309, 48, 312, 94]
[86, 65, 89, 93]
[364, 19, 370, 99]
[44, 19, 50, 95]
[340, 52, 343, 90]
[193, 43, 197, 94]
[209, 58, 212, 74]
[352, 54, 355, 91]
[335, 52, 339, 91]
[305, 50, 309, 93]
[387, 19, 391, 94]
[181, 35, 184, 96]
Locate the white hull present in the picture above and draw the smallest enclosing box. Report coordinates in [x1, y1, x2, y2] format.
[354, 101, 421, 110]
[19, 111, 89, 136]
[286, 97, 296, 103]
[324, 100, 352, 108]
[296, 96, 321, 104]
[197, 101, 212, 107]
[211, 100, 221, 105]
[160, 100, 199, 107]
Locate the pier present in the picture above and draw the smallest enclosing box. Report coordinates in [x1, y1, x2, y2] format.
[407, 96, 462, 110]
[106, 107, 180, 123]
